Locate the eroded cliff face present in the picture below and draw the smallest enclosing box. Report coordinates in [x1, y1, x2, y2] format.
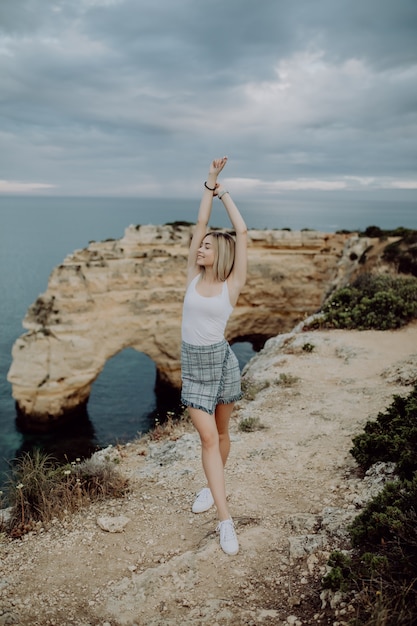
[7, 225, 371, 425]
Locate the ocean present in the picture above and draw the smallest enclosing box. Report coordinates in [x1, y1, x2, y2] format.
[1, 191, 416, 488]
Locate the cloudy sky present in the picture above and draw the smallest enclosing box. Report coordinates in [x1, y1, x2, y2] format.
[1, 0, 416, 202]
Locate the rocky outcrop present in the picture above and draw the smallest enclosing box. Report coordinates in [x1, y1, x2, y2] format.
[8, 224, 371, 425]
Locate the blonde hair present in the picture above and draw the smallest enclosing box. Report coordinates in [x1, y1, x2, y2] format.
[202, 231, 235, 281]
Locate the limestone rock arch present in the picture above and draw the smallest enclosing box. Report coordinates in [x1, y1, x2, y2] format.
[8, 224, 363, 427]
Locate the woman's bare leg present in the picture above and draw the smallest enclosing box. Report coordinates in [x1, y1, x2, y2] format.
[189, 407, 230, 521]
[214, 402, 235, 467]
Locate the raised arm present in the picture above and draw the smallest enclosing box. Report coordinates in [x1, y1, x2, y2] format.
[215, 184, 248, 306]
[186, 157, 228, 283]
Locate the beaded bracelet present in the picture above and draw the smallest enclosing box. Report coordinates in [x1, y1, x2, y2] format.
[204, 181, 216, 191]
[218, 190, 229, 200]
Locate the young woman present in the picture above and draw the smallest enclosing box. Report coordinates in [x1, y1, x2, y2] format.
[181, 156, 247, 555]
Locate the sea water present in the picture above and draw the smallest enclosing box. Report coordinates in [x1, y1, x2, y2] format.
[1, 192, 416, 487]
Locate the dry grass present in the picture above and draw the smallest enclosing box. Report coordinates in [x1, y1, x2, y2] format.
[3, 449, 128, 538]
[238, 416, 267, 432]
[276, 372, 300, 386]
[241, 377, 270, 401]
[147, 409, 190, 442]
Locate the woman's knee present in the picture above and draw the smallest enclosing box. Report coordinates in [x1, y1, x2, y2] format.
[218, 431, 230, 445]
[189, 408, 219, 449]
[199, 429, 219, 450]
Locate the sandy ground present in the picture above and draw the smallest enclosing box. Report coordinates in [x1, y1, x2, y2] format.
[1, 322, 417, 626]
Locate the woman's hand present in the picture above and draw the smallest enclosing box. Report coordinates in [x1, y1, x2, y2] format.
[209, 156, 228, 178]
[213, 182, 223, 197]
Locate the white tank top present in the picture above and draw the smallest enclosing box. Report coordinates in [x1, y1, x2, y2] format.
[182, 274, 234, 346]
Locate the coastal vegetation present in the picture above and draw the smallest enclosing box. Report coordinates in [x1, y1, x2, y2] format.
[382, 230, 417, 277]
[308, 273, 417, 330]
[361, 226, 417, 278]
[164, 220, 194, 228]
[302, 341, 315, 353]
[305, 228, 417, 332]
[276, 372, 300, 386]
[322, 386, 417, 625]
[241, 377, 270, 401]
[312, 237, 417, 623]
[238, 416, 267, 432]
[1, 450, 128, 539]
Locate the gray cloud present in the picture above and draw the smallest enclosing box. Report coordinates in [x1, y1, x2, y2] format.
[0, 0, 416, 199]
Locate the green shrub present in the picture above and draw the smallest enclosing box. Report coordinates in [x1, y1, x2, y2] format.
[322, 551, 355, 592]
[311, 273, 417, 330]
[324, 386, 417, 625]
[164, 220, 194, 228]
[360, 226, 416, 240]
[302, 342, 315, 353]
[350, 386, 417, 480]
[362, 225, 385, 238]
[360, 552, 389, 577]
[357, 227, 417, 277]
[349, 477, 417, 548]
[383, 231, 417, 277]
[348, 477, 417, 624]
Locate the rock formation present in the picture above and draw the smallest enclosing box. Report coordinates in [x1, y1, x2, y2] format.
[8, 224, 371, 426]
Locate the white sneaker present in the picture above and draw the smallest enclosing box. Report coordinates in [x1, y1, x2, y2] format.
[192, 487, 214, 513]
[217, 518, 239, 556]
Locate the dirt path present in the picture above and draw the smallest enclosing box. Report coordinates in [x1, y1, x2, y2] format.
[1, 322, 417, 626]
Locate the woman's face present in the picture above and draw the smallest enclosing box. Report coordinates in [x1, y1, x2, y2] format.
[197, 235, 215, 267]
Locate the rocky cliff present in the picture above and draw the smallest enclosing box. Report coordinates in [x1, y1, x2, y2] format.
[7, 225, 372, 426]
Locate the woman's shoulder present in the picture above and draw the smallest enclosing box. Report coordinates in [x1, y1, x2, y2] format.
[186, 270, 200, 290]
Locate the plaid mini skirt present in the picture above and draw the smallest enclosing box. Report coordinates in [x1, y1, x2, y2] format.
[181, 339, 243, 416]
